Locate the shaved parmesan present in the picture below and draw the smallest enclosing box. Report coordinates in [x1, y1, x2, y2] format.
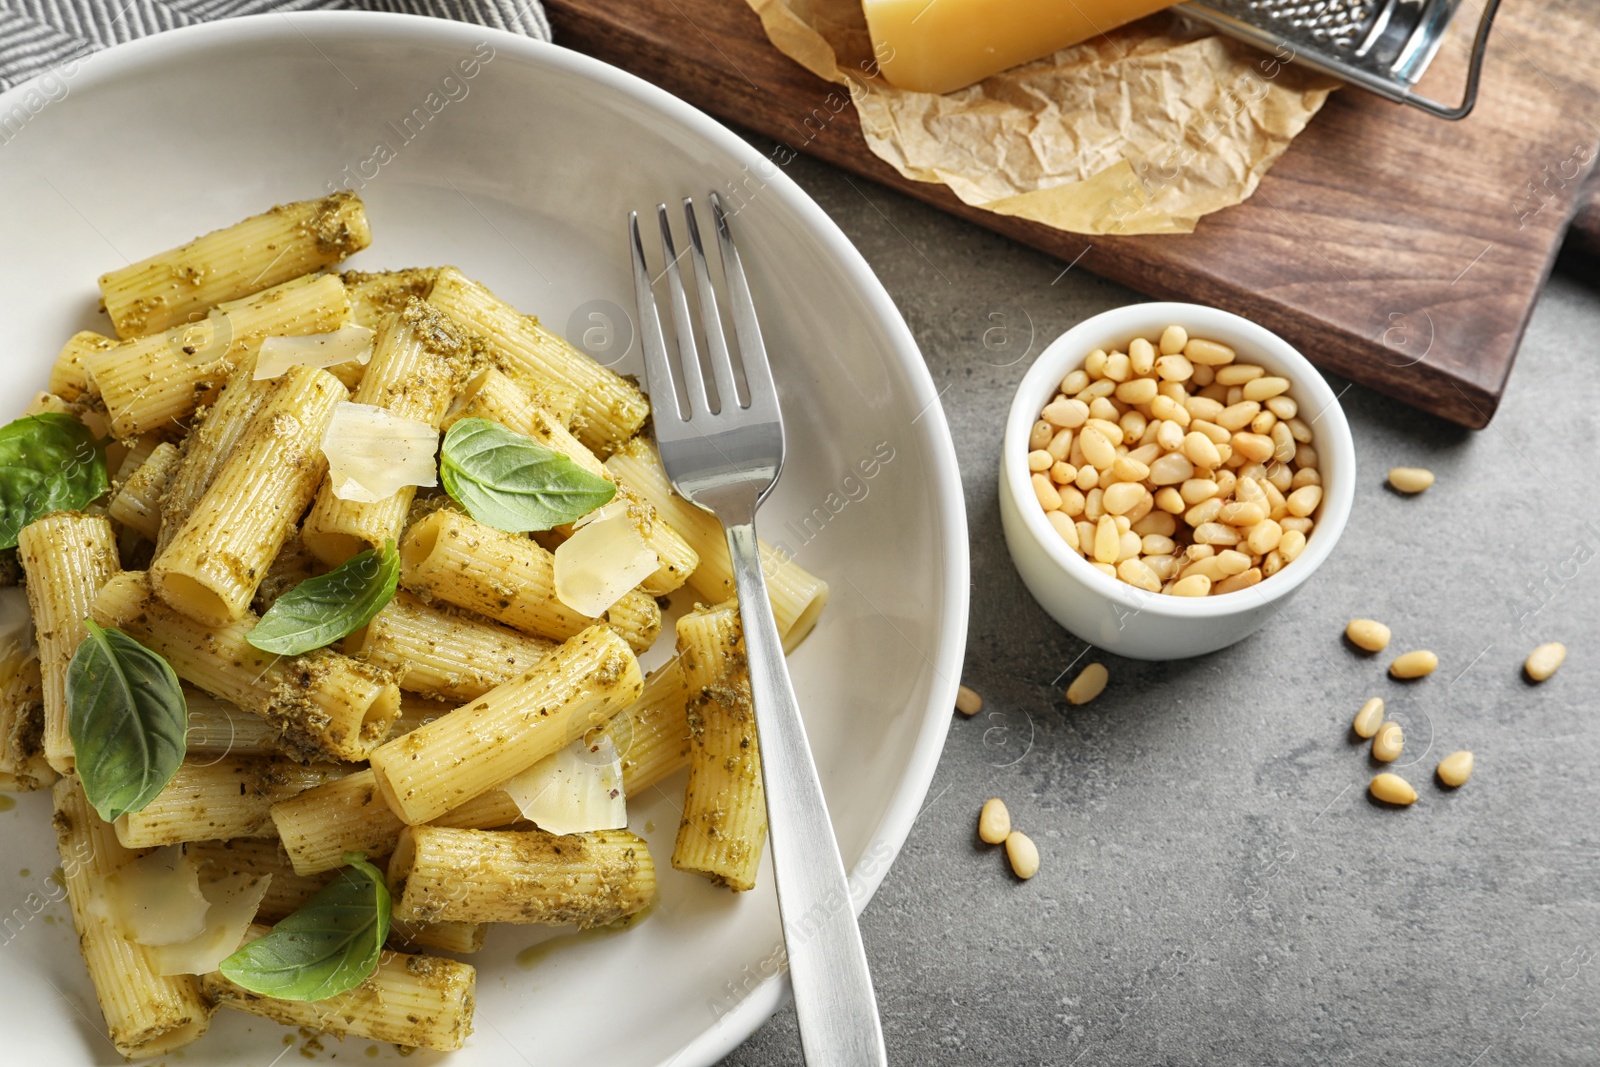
[104, 846, 209, 946]
[502, 736, 627, 836]
[254, 326, 375, 380]
[553, 511, 657, 617]
[149, 872, 273, 977]
[322, 401, 440, 503]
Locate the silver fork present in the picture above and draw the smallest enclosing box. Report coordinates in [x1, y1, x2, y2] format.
[629, 194, 887, 1067]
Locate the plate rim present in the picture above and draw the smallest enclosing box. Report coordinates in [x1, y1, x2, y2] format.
[0, 12, 971, 1065]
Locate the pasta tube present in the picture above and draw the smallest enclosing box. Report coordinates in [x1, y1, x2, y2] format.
[50, 330, 116, 400]
[107, 440, 180, 542]
[272, 766, 527, 876]
[302, 300, 464, 565]
[18, 512, 121, 775]
[427, 267, 647, 454]
[115, 755, 344, 849]
[672, 601, 766, 891]
[86, 272, 349, 438]
[98, 193, 370, 338]
[346, 591, 555, 703]
[92, 572, 400, 763]
[442, 361, 576, 441]
[188, 837, 334, 922]
[251, 533, 318, 613]
[444, 368, 696, 594]
[342, 267, 440, 331]
[369, 625, 642, 825]
[183, 688, 291, 758]
[606, 438, 829, 648]
[592, 657, 691, 795]
[151, 364, 345, 624]
[202, 926, 475, 1053]
[399, 509, 660, 653]
[0, 652, 54, 790]
[52, 777, 214, 1058]
[388, 825, 655, 927]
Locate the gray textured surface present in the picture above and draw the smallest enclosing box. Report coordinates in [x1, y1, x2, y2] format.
[722, 138, 1600, 1066]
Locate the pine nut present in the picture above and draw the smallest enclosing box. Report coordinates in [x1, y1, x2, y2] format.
[1369, 773, 1417, 806]
[956, 685, 983, 716]
[1159, 325, 1188, 355]
[1345, 619, 1390, 652]
[1079, 379, 1115, 400]
[1047, 428, 1074, 461]
[1524, 642, 1566, 682]
[1030, 420, 1054, 449]
[1216, 401, 1260, 432]
[1142, 534, 1176, 556]
[1113, 455, 1151, 482]
[1074, 464, 1098, 491]
[1266, 395, 1298, 420]
[1184, 338, 1236, 366]
[1193, 522, 1240, 546]
[1078, 426, 1114, 471]
[978, 798, 1011, 843]
[1066, 662, 1109, 705]
[1129, 337, 1156, 375]
[1294, 444, 1317, 469]
[1091, 561, 1116, 578]
[1121, 411, 1148, 442]
[1154, 354, 1194, 382]
[1190, 363, 1215, 387]
[1214, 364, 1264, 386]
[1246, 519, 1283, 555]
[1028, 449, 1052, 472]
[1042, 397, 1087, 428]
[1091, 516, 1119, 564]
[1005, 831, 1040, 879]
[1185, 396, 1225, 422]
[1155, 487, 1186, 513]
[1280, 516, 1314, 536]
[1214, 549, 1252, 576]
[1133, 510, 1177, 537]
[1271, 422, 1296, 463]
[1241, 376, 1288, 401]
[1278, 529, 1307, 562]
[1290, 467, 1320, 489]
[1149, 452, 1195, 486]
[1103, 352, 1131, 382]
[1183, 431, 1222, 470]
[1231, 432, 1274, 463]
[1436, 751, 1474, 788]
[1089, 397, 1119, 422]
[1388, 467, 1434, 493]
[1061, 369, 1090, 394]
[1046, 510, 1081, 549]
[1051, 461, 1075, 484]
[1146, 554, 1179, 580]
[1352, 697, 1384, 738]
[1262, 550, 1284, 577]
[1085, 349, 1108, 378]
[1390, 650, 1439, 679]
[1117, 530, 1141, 561]
[1251, 411, 1278, 436]
[1102, 482, 1146, 517]
[1171, 573, 1212, 596]
[1118, 557, 1162, 591]
[1084, 487, 1104, 521]
[1372, 721, 1404, 762]
[1217, 500, 1266, 526]
[1032, 473, 1062, 511]
[1213, 568, 1261, 594]
[1185, 498, 1224, 527]
[1185, 544, 1214, 561]
[1266, 462, 1294, 494]
[1286, 485, 1322, 517]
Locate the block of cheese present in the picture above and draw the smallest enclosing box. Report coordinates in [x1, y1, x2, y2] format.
[864, 0, 1178, 94]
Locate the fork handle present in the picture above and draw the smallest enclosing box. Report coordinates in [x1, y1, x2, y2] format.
[725, 517, 888, 1067]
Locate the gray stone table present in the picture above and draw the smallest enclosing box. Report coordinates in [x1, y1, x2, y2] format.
[722, 136, 1600, 1067]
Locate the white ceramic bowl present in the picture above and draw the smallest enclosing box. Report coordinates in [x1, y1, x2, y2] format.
[0, 14, 968, 1067]
[1000, 302, 1354, 660]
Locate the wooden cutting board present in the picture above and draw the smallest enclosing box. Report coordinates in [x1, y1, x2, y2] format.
[544, 0, 1600, 428]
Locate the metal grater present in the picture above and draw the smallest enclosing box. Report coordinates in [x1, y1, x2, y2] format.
[1177, 0, 1502, 119]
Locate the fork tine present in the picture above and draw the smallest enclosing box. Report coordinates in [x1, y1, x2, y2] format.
[710, 192, 780, 420]
[630, 210, 681, 423]
[683, 198, 744, 412]
[657, 203, 712, 417]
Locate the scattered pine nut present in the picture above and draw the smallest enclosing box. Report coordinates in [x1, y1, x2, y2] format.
[1345, 619, 1391, 652]
[1371, 721, 1404, 763]
[1390, 650, 1439, 679]
[1436, 751, 1474, 788]
[1352, 697, 1385, 738]
[1005, 831, 1040, 879]
[1524, 642, 1566, 683]
[1370, 773, 1417, 806]
[955, 685, 983, 716]
[1066, 663, 1109, 705]
[978, 799, 1011, 844]
[1387, 467, 1435, 494]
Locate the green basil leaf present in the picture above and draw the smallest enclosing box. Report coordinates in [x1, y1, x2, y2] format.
[218, 851, 390, 1001]
[0, 413, 108, 549]
[247, 540, 399, 655]
[65, 620, 188, 822]
[439, 417, 615, 532]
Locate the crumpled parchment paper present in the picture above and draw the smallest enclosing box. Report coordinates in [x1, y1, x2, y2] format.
[745, 0, 1337, 234]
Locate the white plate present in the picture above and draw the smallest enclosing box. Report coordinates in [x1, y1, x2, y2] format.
[0, 14, 967, 1067]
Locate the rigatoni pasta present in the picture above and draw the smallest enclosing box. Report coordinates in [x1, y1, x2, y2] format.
[0, 652, 53, 791]
[52, 777, 215, 1058]
[347, 590, 555, 702]
[673, 601, 766, 892]
[98, 193, 370, 338]
[150, 363, 345, 624]
[301, 299, 465, 564]
[388, 824, 656, 927]
[202, 926, 475, 1052]
[114, 755, 345, 848]
[399, 508, 660, 652]
[369, 624, 642, 825]
[427, 266, 647, 454]
[50, 329, 116, 400]
[17, 511, 120, 774]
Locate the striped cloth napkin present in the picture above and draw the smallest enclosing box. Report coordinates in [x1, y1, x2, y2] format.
[0, 0, 550, 90]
